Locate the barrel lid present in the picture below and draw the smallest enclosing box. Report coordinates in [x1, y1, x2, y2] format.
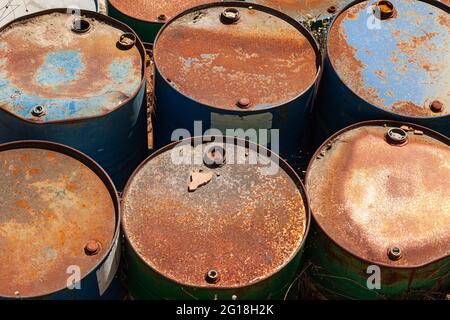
[0, 10, 143, 123]
[122, 137, 309, 289]
[328, 0, 449, 117]
[306, 121, 450, 267]
[108, 0, 220, 23]
[250, 0, 353, 21]
[154, 2, 320, 111]
[0, 141, 117, 298]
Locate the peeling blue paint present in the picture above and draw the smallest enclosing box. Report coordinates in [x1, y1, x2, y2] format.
[35, 50, 84, 86]
[0, 53, 141, 121]
[340, 0, 448, 108]
[109, 58, 134, 83]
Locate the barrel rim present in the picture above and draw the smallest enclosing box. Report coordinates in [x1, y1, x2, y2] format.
[153, 1, 323, 113]
[306, 120, 450, 269]
[121, 135, 312, 291]
[0, 140, 121, 299]
[326, 0, 450, 120]
[0, 8, 147, 125]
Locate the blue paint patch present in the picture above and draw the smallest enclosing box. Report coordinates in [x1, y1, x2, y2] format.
[35, 50, 84, 86]
[109, 58, 134, 83]
[0, 53, 142, 122]
[340, 0, 448, 108]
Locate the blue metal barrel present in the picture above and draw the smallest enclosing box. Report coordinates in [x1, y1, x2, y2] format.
[0, 141, 123, 300]
[314, 0, 450, 147]
[0, 9, 148, 190]
[152, 2, 321, 159]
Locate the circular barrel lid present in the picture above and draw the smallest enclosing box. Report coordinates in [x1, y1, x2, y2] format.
[249, 0, 353, 21]
[306, 121, 450, 267]
[107, 0, 220, 23]
[122, 138, 309, 288]
[154, 2, 320, 111]
[0, 141, 117, 298]
[328, 0, 449, 117]
[0, 10, 143, 122]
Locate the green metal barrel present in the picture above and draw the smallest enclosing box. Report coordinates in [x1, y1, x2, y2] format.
[106, 0, 221, 43]
[122, 137, 311, 300]
[304, 121, 450, 299]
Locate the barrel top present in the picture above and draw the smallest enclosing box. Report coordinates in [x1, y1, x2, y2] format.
[0, 142, 117, 298]
[122, 138, 308, 289]
[154, 3, 319, 111]
[108, 0, 219, 23]
[306, 122, 450, 267]
[0, 10, 143, 123]
[251, 0, 353, 21]
[328, 0, 449, 117]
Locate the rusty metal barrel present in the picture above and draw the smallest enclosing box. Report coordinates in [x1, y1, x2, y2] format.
[305, 121, 450, 299]
[106, 0, 218, 43]
[0, 9, 148, 190]
[0, 141, 122, 300]
[122, 137, 310, 299]
[314, 0, 450, 146]
[152, 2, 321, 160]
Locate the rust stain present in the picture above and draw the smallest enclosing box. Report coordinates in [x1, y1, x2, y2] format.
[306, 123, 450, 267]
[122, 141, 308, 288]
[154, 6, 318, 110]
[0, 147, 116, 298]
[390, 101, 435, 116]
[109, 0, 217, 23]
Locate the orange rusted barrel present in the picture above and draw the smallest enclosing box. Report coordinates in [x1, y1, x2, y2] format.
[121, 137, 311, 299]
[0, 141, 122, 300]
[305, 121, 450, 299]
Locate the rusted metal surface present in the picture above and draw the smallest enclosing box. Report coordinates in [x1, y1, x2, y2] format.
[0, 142, 116, 298]
[306, 121, 450, 267]
[122, 138, 308, 288]
[108, 0, 219, 23]
[0, 11, 143, 122]
[249, 0, 353, 21]
[154, 4, 318, 110]
[328, 0, 449, 117]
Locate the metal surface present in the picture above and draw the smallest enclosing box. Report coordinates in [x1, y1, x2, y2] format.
[153, 2, 321, 157]
[0, 141, 121, 299]
[305, 121, 450, 299]
[245, 0, 353, 21]
[0, 11, 141, 122]
[0, 9, 148, 189]
[106, 0, 219, 42]
[314, 0, 450, 145]
[155, 5, 317, 110]
[122, 137, 310, 299]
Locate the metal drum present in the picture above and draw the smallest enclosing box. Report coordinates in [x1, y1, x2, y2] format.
[106, 0, 219, 43]
[314, 0, 450, 146]
[0, 9, 148, 190]
[305, 121, 450, 299]
[0, 141, 122, 300]
[153, 2, 321, 159]
[122, 137, 310, 299]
